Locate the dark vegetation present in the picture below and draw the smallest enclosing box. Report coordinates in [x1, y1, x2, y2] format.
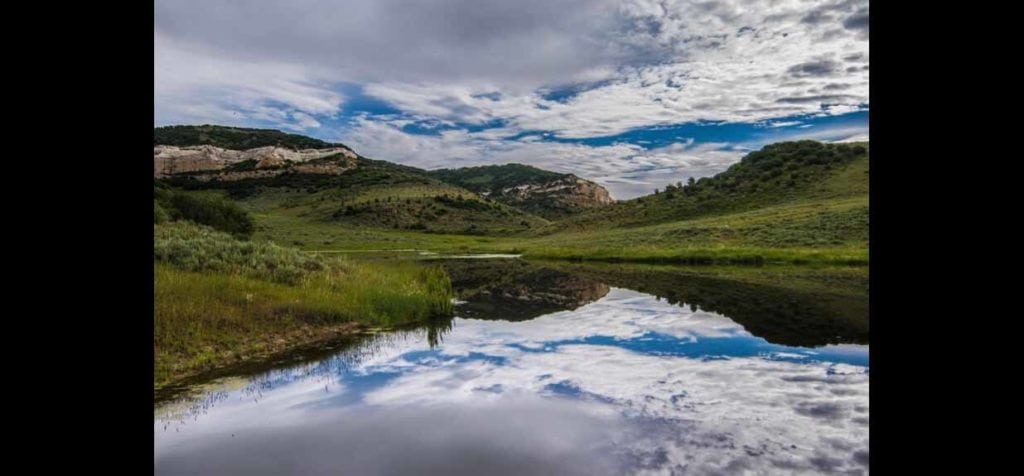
[163, 157, 437, 199]
[438, 259, 610, 321]
[154, 124, 344, 150]
[154, 183, 255, 237]
[545, 261, 868, 347]
[428, 164, 585, 218]
[331, 192, 542, 234]
[428, 163, 564, 193]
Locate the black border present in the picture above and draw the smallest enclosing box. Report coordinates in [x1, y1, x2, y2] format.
[57, 1, 939, 472]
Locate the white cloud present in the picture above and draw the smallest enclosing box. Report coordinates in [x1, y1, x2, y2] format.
[155, 32, 344, 130]
[337, 117, 747, 199]
[155, 0, 868, 190]
[157, 288, 868, 474]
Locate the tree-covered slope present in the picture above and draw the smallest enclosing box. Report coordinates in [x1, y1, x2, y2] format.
[428, 163, 613, 219]
[154, 124, 345, 150]
[553, 141, 868, 231]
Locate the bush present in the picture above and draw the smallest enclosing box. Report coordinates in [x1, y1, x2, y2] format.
[154, 201, 170, 224]
[157, 189, 255, 237]
[154, 221, 317, 284]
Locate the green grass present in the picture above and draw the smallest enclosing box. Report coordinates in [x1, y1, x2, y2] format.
[154, 124, 344, 150]
[551, 141, 868, 232]
[427, 163, 586, 218]
[238, 196, 867, 265]
[157, 139, 869, 266]
[154, 222, 454, 387]
[162, 156, 550, 235]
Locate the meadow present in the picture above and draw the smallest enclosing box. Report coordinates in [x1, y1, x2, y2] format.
[154, 221, 454, 388]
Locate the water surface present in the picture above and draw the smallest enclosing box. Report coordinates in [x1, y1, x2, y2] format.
[155, 260, 868, 474]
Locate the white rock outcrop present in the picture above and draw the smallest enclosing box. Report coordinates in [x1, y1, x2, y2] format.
[154, 145, 358, 178]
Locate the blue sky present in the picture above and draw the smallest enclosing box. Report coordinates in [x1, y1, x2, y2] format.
[155, 0, 868, 198]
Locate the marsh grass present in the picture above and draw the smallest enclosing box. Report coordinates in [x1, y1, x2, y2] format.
[155, 221, 320, 284]
[154, 222, 453, 386]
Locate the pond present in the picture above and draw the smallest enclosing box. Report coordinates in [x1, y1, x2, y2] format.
[155, 259, 868, 475]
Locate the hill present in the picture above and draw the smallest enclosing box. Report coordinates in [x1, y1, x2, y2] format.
[427, 164, 613, 219]
[154, 125, 343, 150]
[155, 128, 551, 235]
[154, 127, 868, 264]
[552, 140, 867, 232]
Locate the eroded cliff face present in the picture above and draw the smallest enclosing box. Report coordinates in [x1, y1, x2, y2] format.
[496, 175, 614, 213]
[154, 145, 358, 180]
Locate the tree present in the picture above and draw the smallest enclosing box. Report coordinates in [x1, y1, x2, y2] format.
[654, 188, 659, 195]
[687, 177, 696, 187]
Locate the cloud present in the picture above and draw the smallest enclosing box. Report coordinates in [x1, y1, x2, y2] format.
[155, 0, 628, 90]
[788, 58, 841, 78]
[155, 32, 343, 130]
[157, 0, 868, 135]
[157, 288, 869, 474]
[155, 0, 869, 188]
[337, 117, 748, 199]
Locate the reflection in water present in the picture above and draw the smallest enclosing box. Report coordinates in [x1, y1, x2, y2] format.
[441, 259, 611, 321]
[156, 261, 868, 475]
[558, 263, 868, 347]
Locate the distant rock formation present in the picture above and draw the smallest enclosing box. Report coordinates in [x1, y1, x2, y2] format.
[154, 145, 358, 180]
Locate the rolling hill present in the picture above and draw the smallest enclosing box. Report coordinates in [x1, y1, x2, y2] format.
[154, 125, 609, 235]
[551, 140, 868, 232]
[427, 164, 613, 219]
[154, 126, 868, 264]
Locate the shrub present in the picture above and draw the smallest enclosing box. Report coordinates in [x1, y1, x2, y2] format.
[154, 221, 318, 284]
[154, 201, 170, 224]
[163, 192, 256, 237]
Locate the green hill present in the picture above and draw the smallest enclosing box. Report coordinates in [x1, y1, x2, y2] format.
[154, 127, 868, 264]
[428, 164, 563, 192]
[157, 139, 550, 236]
[154, 124, 344, 150]
[553, 140, 867, 232]
[427, 164, 613, 219]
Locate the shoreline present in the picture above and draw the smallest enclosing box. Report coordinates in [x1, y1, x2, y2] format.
[155, 321, 373, 401]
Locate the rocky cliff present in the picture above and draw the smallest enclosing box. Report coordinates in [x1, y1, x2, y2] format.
[154, 145, 357, 180]
[426, 164, 614, 218]
[497, 174, 614, 212]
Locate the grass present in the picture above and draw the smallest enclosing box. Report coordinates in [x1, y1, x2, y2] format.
[551, 142, 868, 232]
[154, 222, 454, 387]
[238, 195, 867, 265]
[158, 138, 869, 266]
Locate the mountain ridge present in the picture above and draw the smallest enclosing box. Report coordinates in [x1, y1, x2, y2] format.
[154, 125, 615, 226]
[427, 164, 613, 219]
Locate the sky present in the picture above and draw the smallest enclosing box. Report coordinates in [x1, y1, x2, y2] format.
[155, 0, 869, 199]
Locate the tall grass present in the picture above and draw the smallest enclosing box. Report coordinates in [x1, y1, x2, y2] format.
[154, 221, 453, 386]
[155, 221, 321, 284]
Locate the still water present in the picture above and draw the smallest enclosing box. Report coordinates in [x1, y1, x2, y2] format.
[155, 260, 868, 475]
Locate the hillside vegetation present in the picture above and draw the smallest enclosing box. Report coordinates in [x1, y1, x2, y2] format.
[163, 156, 549, 236]
[429, 164, 610, 219]
[154, 124, 343, 150]
[155, 126, 868, 265]
[154, 221, 454, 387]
[554, 141, 867, 231]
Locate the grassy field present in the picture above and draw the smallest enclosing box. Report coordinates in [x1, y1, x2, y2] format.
[197, 141, 870, 265]
[154, 222, 454, 388]
[157, 135, 868, 265]
[550, 141, 868, 231]
[153, 131, 871, 397]
[165, 155, 550, 235]
[238, 194, 866, 264]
